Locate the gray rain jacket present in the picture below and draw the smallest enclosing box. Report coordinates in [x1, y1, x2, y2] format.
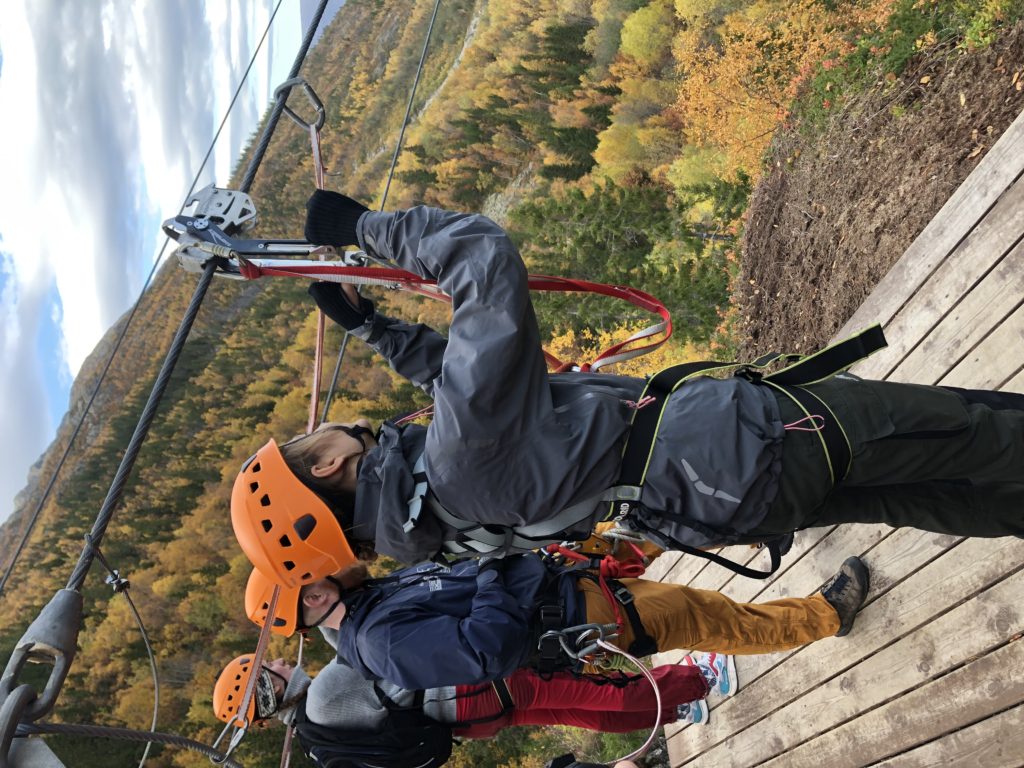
[345, 206, 785, 563]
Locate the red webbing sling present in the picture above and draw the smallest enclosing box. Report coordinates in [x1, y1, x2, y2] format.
[236, 259, 673, 371]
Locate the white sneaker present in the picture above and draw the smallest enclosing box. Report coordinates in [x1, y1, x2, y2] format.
[675, 697, 709, 726]
[694, 652, 738, 698]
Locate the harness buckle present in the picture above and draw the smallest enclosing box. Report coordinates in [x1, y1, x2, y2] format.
[540, 603, 564, 629]
[737, 366, 763, 383]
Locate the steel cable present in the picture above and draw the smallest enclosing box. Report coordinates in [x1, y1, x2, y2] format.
[0, 0, 288, 600]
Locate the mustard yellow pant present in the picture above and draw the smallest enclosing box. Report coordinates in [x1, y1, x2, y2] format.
[579, 577, 840, 655]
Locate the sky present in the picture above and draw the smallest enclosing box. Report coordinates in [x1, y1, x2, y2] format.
[0, 0, 347, 523]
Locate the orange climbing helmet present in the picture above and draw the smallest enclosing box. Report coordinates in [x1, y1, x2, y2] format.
[213, 654, 278, 725]
[245, 567, 302, 637]
[231, 438, 356, 588]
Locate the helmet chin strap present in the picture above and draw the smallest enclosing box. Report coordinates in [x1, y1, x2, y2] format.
[301, 575, 345, 631]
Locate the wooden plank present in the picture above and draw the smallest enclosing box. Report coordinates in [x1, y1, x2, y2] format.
[838, 106, 1024, 339]
[1003, 367, 1024, 393]
[668, 528, 965, 759]
[890, 235, 1024, 384]
[686, 566, 1024, 767]
[668, 535, 1022, 765]
[757, 636, 1024, 768]
[851, 177, 1024, 381]
[646, 551, 684, 582]
[872, 703, 1024, 768]
[940, 301, 1024, 388]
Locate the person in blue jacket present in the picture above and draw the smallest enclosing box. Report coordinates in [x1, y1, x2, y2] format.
[265, 553, 866, 692]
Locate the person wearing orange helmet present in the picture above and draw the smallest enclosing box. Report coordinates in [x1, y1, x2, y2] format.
[213, 651, 728, 740]
[233, 192, 1024, 597]
[243, 539, 864, 695]
[213, 654, 305, 727]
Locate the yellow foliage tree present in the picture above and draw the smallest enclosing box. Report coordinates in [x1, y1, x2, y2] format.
[675, 0, 848, 179]
[620, 0, 677, 72]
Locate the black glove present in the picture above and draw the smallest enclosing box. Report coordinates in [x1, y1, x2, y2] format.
[304, 189, 370, 247]
[307, 282, 374, 331]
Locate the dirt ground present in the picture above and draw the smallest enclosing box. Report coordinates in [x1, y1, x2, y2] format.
[739, 21, 1024, 357]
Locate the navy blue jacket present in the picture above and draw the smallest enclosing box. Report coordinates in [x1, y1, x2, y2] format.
[336, 555, 583, 690]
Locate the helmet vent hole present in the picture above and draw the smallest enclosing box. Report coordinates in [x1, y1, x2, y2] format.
[279, 534, 292, 548]
[251, 462, 261, 473]
[301, 572, 312, 581]
[261, 519, 273, 533]
[259, 494, 271, 507]
[273, 618, 286, 627]
[249, 482, 259, 493]
[283, 560, 296, 571]
[293, 514, 317, 541]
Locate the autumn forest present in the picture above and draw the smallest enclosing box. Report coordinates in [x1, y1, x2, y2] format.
[1, 0, 1022, 766]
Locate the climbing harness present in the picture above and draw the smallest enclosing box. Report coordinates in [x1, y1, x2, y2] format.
[533, 629, 663, 765]
[408, 325, 887, 573]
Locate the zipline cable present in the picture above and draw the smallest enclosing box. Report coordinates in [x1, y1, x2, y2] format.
[380, 0, 443, 210]
[65, 0, 332, 605]
[320, 0, 443, 421]
[0, 0, 288, 600]
[0, 4, 333, 762]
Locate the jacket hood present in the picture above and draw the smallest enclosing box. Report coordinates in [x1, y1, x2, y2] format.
[352, 422, 445, 563]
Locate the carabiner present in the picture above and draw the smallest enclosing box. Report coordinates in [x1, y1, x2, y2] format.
[273, 77, 326, 131]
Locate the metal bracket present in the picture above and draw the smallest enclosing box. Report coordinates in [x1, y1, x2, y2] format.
[183, 186, 259, 235]
[0, 590, 82, 723]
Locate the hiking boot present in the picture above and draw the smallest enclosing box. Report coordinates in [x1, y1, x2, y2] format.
[676, 698, 709, 726]
[820, 556, 870, 637]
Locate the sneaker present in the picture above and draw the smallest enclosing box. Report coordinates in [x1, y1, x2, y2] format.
[694, 652, 738, 698]
[676, 698, 709, 726]
[820, 556, 870, 637]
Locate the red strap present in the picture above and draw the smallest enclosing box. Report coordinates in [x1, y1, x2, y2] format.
[235, 260, 672, 371]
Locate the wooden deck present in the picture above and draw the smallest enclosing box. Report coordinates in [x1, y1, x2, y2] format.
[650, 104, 1024, 767]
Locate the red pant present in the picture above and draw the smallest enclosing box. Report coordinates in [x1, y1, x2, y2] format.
[454, 664, 707, 738]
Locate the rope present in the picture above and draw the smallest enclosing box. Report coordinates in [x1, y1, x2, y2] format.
[85, 537, 161, 768]
[239, 0, 332, 194]
[319, 0, 443, 420]
[235, 261, 673, 371]
[0, 0, 288, 601]
[15, 723, 243, 768]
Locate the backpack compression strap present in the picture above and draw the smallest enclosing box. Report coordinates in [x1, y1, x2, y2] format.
[609, 325, 886, 579]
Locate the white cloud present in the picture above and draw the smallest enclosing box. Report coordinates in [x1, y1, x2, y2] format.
[0, 0, 302, 522]
[0, 251, 55, 515]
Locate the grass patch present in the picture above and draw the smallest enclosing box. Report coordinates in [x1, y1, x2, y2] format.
[794, 0, 1024, 130]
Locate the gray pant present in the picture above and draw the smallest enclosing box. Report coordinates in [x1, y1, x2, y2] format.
[752, 377, 1024, 538]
